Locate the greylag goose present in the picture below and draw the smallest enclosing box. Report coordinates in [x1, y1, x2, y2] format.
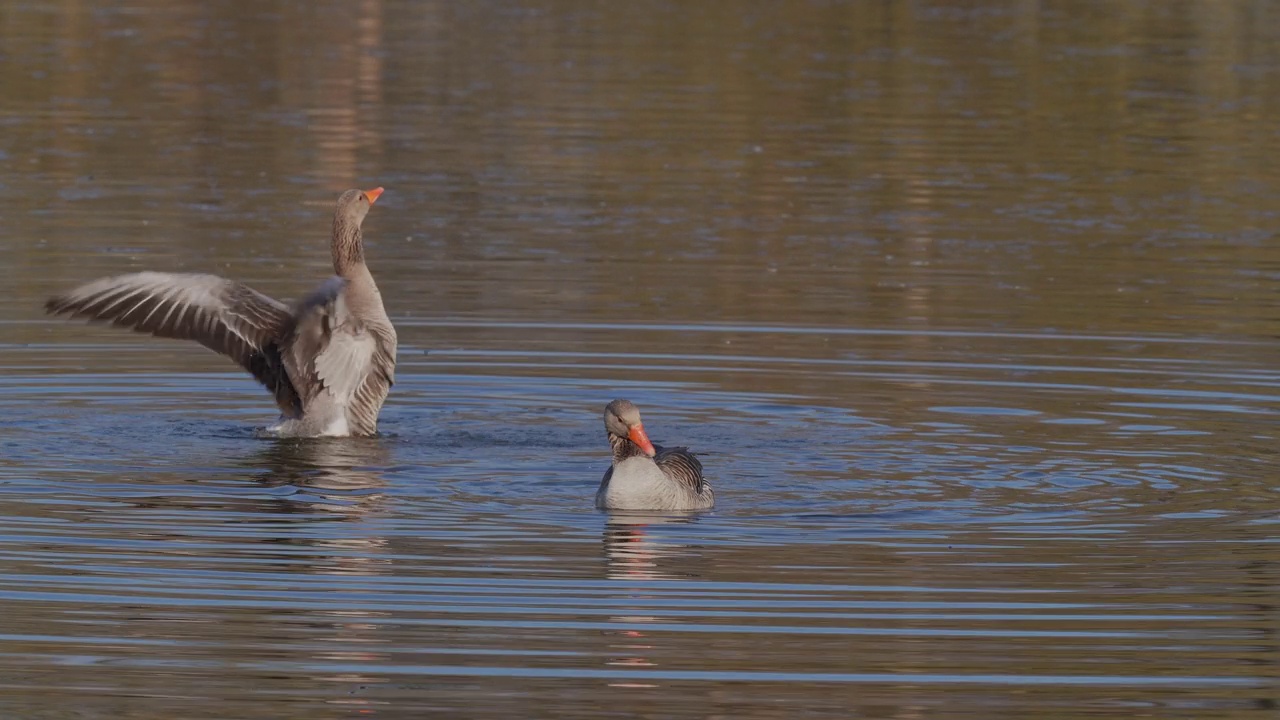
[45, 187, 397, 438]
[596, 399, 714, 511]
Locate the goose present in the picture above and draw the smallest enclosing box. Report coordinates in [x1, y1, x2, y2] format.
[45, 187, 397, 438]
[596, 399, 713, 511]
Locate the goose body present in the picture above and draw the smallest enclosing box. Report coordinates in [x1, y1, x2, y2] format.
[596, 399, 714, 511]
[45, 188, 397, 438]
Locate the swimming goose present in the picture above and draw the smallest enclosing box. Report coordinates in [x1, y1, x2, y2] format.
[45, 187, 397, 438]
[596, 399, 714, 511]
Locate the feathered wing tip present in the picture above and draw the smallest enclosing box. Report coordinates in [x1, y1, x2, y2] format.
[44, 271, 303, 415]
[654, 445, 708, 494]
[46, 272, 289, 332]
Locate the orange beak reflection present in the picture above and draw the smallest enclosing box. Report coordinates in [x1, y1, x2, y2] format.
[628, 424, 656, 457]
[363, 187, 385, 205]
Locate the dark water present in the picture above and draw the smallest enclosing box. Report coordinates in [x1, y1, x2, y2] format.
[2, 1, 1280, 717]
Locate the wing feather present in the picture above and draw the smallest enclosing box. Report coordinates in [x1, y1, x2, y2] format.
[346, 332, 396, 436]
[46, 272, 302, 414]
[653, 445, 707, 493]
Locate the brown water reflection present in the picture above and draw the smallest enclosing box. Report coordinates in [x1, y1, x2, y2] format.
[2, 0, 1280, 718]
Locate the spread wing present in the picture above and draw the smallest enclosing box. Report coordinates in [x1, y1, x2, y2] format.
[45, 272, 301, 414]
[346, 335, 396, 435]
[284, 277, 396, 436]
[653, 445, 707, 493]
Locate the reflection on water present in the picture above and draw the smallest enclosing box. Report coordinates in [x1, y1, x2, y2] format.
[602, 514, 705, 690]
[2, 0, 1280, 718]
[603, 513, 704, 581]
[249, 438, 391, 515]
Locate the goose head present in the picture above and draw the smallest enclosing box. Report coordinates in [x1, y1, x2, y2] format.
[604, 398, 656, 457]
[336, 186, 382, 225]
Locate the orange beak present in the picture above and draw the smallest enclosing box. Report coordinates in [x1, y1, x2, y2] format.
[627, 424, 656, 457]
[363, 187, 385, 205]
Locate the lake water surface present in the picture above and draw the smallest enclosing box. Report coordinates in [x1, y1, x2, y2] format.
[2, 1, 1280, 718]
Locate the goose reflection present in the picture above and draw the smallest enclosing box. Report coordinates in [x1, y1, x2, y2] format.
[600, 512, 708, 687]
[251, 437, 391, 518]
[602, 512, 705, 581]
[247, 437, 395, 702]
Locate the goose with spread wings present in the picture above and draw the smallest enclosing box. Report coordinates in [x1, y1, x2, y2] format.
[45, 187, 398, 437]
[596, 398, 714, 511]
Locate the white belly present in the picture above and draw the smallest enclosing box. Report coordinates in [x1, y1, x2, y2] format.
[597, 456, 698, 511]
[319, 415, 350, 437]
[265, 402, 352, 438]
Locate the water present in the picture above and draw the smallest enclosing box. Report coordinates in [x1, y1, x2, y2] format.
[2, 0, 1280, 717]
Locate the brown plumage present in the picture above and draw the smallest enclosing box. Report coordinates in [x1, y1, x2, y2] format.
[45, 188, 397, 437]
